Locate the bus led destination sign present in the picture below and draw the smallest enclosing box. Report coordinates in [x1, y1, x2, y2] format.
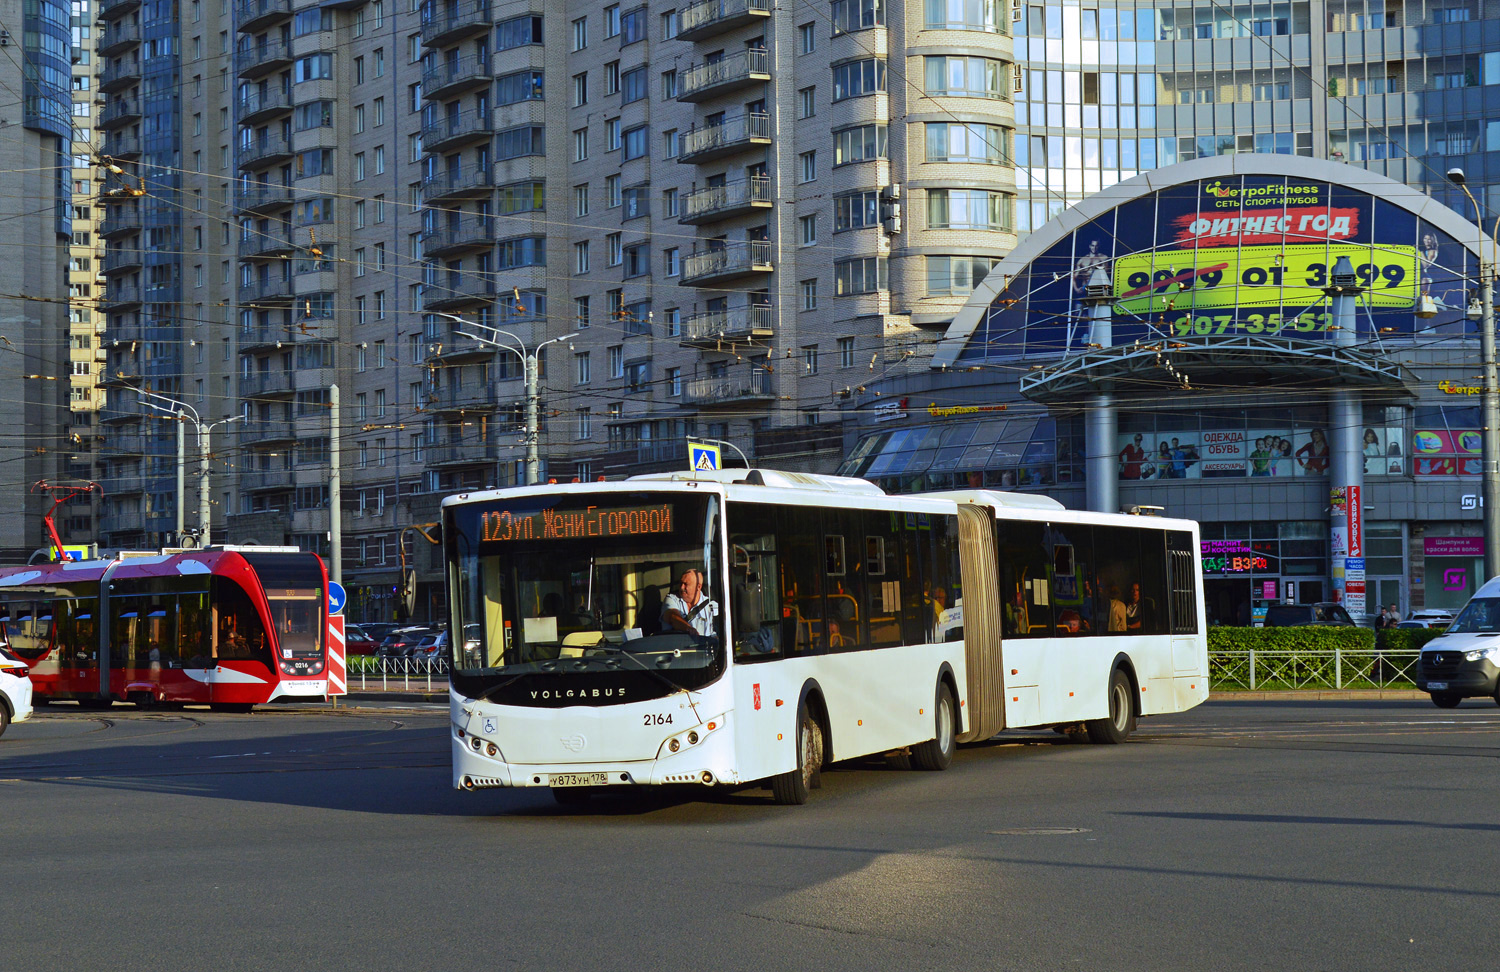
[480, 503, 675, 543]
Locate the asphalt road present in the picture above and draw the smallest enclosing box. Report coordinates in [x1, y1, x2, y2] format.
[3, 697, 1497, 972]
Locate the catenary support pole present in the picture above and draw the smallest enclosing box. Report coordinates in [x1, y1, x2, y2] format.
[1082, 267, 1117, 514]
[1326, 256, 1365, 617]
[329, 384, 342, 584]
[175, 412, 186, 544]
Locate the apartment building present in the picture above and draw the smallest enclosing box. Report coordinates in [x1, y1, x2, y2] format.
[0, 0, 73, 562]
[94, 0, 1500, 617]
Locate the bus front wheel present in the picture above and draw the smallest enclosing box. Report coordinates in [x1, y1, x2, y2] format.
[1086, 669, 1137, 744]
[911, 682, 957, 771]
[772, 704, 823, 805]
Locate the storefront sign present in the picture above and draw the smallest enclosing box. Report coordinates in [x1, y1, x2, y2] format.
[1200, 540, 1269, 574]
[1438, 380, 1482, 395]
[1261, 580, 1278, 600]
[871, 398, 908, 422]
[1414, 429, 1482, 476]
[1424, 537, 1485, 557]
[1348, 485, 1362, 558]
[926, 403, 1007, 418]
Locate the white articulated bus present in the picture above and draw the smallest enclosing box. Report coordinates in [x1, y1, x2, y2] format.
[442, 471, 1207, 804]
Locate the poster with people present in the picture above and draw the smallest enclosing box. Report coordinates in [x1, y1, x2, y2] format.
[1119, 428, 1332, 479]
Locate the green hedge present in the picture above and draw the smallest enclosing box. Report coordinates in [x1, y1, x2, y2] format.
[1376, 628, 1445, 652]
[1208, 626, 1373, 652]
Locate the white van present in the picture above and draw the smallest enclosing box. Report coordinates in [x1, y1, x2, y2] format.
[1414, 576, 1500, 708]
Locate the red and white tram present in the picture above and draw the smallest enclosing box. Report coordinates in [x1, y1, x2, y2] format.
[0, 547, 328, 711]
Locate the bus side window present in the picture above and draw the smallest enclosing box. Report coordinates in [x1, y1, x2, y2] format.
[728, 502, 782, 662]
[864, 511, 903, 649]
[997, 519, 1050, 638]
[1047, 523, 1096, 636]
[1094, 526, 1142, 636]
[825, 510, 866, 652]
[1136, 530, 1168, 636]
[778, 505, 827, 654]
[898, 513, 928, 646]
[1167, 531, 1200, 634]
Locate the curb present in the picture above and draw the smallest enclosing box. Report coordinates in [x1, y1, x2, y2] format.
[1208, 689, 1431, 701]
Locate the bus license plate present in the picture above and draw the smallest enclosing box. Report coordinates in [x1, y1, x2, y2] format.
[550, 773, 606, 787]
[1427, 681, 1448, 691]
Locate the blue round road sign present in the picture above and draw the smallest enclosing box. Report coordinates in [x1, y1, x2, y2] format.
[328, 581, 347, 616]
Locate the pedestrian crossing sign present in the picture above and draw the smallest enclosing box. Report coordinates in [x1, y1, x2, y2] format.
[689, 443, 721, 472]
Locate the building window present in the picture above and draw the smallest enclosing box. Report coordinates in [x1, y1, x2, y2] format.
[572, 16, 588, 51]
[574, 184, 589, 217]
[573, 72, 588, 107]
[608, 345, 623, 379]
[575, 296, 591, 327]
[832, 59, 887, 101]
[663, 188, 679, 217]
[834, 124, 888, 164]
[924, 55, 1010, 99]
[662, 70, 678, 99]
[925, 255, 1001, 296]
[668, 366, 682, 396]
[573, 127, 589, 161]
[607, 233, 623, 266]
[802, 345, 819, 375]
[574, 241, 590, 274]
[832, 0, 885, 33]
[622, 66, 648, 104]
[799, 214, 818, 246]
[576, 408, 592, 440]
[927, 188, 1013, 231]
[575, 351, 591, 383]
[925, 122, 1010, 163]
[839, 336, 856, 367]
[798, 86, 816, 118]
[604, 4, 621, 37]
[801, 279, 818, 311]
[622, 125, 648, 160]
[798, 22, 816, 53]
[835, 256, 888, 295]
[664, 247, 680, 276]
[800, 150, 817, 183]
[605, 62, 620, 96]
[834, 190, 880, 231]
[606, 174, 622, 207]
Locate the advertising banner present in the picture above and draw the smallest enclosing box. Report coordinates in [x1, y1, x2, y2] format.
[1413, 428, 1482, 476]
[1424, 537, 1486, 557]
[1119, 428, 1330, 480]
[1114, 243, 1419, 316]
[1348, 485, 1362, 558]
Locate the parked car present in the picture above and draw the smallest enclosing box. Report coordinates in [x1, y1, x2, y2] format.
[1416, 579, 1500, 707]
[0, 646, 34, 738]
[376, 627, 433, 659]
[1263, 602, 1356, 627]
[358, 622, 400, 643]
[411, 631, 449, 662]
[343, 624, 379, 655]
[1401, 611, 1454, 630]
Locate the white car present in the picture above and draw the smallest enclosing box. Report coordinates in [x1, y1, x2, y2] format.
[0, 646, 34, 738]
[1402, 610, 1456, 629]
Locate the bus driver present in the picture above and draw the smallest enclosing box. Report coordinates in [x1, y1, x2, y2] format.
[661, 568, 719, 637]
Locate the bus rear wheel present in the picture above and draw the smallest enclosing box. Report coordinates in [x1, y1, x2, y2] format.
[772, 704, 823, 805]
[911, 682, 957, 771]
[1086, 669, 1136, 744]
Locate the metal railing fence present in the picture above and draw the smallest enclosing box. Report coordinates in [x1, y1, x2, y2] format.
[1209, 649, 1420, 691]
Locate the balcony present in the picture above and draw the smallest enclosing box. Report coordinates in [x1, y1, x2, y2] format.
[681, 175, 773, 224]
[420, 278, 497, 310]
[680, 240, 774, 287]
[679, 48, 770, 102]
[102, 247, 143, 276]
[100, 59, 143, 92]
[238, 87, 293, 124]
[683, 370, 774, 406]
[237, 231, 295, 260]
[236, 0, 293, 32]
[236, 40, 292, 80]
[420, 0, 492, 46]
[420, 166, 494, 204]
[101, 473, 146, 496]
[419, 215, 497, 258]
[432, 384, 503, 412]
[427, 438, 502, 466]
[681, 305, 775, 347]
[678, 0, 772, 41]
[104, 131, 142, 160]
[421, 110, 493, 152]
[238, 132, 293, 169]
[422, 54, 492, 99]
[97, 20, 142, 58]
[103, 282, 144, 311]
[238, 274, 295, 306]
[100, 204, 144, 239]
[239, 419, 296, 442]
[240, 318, 295, 351]
[243, 370, 296, 398]
[677, 112, 771, 164]
[98, 96, 142, 130]
[234, 183, 295, 215]
[423, 324, 501, 361]
[239, 467, 295, 492]
[99, 0, 142, 19]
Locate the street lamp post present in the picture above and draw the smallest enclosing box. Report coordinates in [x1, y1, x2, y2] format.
[432, 312, 574, 485]
[1447, 168, 1500, 582]
[137, 390, 242, 546]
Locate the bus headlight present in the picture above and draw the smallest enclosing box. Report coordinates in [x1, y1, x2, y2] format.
[1464, 647, 1500, 663]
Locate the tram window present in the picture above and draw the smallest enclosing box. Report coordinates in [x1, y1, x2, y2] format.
[728, 502, 783, 662]
[996, 519, 1051, 638]
[110, 600, 140, 669]
[825, 510, 866, 652]
[864, 511, 903, 649]
[779, 506, 827, 654]
[179, 592, 210, 665]
[1136, 529, 1168, 636]
[213, 578, 269, 662]
[1047, 523, 1096, 636]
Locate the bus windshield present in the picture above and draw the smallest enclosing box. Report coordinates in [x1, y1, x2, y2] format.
[446, 491, 725, 698]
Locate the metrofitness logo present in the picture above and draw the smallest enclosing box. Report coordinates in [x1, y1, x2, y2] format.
[1202, 180, 1323, 208]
